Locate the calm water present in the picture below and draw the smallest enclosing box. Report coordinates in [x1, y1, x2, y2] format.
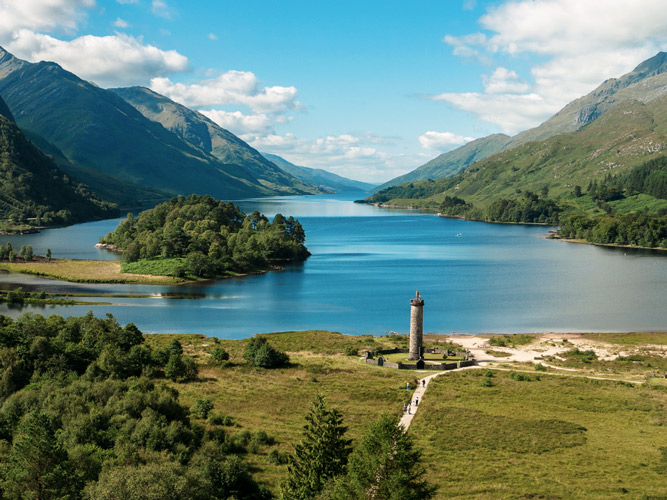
[0, 193, 665, 337]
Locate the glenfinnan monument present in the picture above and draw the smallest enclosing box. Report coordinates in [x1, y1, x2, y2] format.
[408, 290, 424, 361]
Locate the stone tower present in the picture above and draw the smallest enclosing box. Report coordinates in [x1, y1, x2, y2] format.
[408, 290, 424, 361]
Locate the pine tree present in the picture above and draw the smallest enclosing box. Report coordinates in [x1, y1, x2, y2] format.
[334, 414, 437, 500]
[2, 411, 79, 500]
[280, 395, 352, 500]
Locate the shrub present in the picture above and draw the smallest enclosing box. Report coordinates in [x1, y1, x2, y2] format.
[210, 347, 230, 364]
[484, 370, 494, 378]
[244, 336, 289, 368]
[488, 337, 507, 347]
[268, 449, 289, 465]
[208, 413, 234, 426]
[481, 378, 494, 387]
[193, 398, 214, 419]
[510, 372, 531, 382]
[345, 346, 358, 356]
[535, 363, 547, 372]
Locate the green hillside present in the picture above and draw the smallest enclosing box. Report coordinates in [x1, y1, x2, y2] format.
[262, 153, 376, 192]
[365, 95, 667, 247]
[111, 87, 321, 196]
[369, 96, 667, 207]
[0, 103, 118, 228]
[376, 51, 667, 191]
[0, 47, 317, 204]
[23, 130, 169, 210]
[374, 134, 511, 191]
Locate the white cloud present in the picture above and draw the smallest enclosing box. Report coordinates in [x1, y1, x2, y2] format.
[246, 132, 423, 184]
[431, 92, 555, 134]
[199, 109, 276, 136]
[207, 33, 217, 41]
[439, 0, 667, 134]
[418, 131, 474, 151]
[152, 0, 173, 19]
[0, 0, 95, 39]
[482, 67, 530, 94]
[462, 0, 477, 11]
[6, 30, 189, 88]
[150, 72, 301, 114]
[442, 33, 489, 63]
[113, 18, 129, 29]
[116, 0, 138, 4]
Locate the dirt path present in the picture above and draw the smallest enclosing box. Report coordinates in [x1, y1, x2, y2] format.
[399, 366, 478, 429]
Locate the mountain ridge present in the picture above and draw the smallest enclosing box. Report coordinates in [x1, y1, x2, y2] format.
[0, 47, 320, 205]
[110, 86, 322, 196]
[261, 153, 376, 192]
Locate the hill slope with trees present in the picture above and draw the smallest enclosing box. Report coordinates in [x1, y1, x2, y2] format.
[0, 96, 118, 229]
[364, 95, 667, 247]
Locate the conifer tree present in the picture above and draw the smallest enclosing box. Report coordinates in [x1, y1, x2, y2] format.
[3, 411, 79, 500]
[332, 414, 437, 500]
[280, 395, 352, 500]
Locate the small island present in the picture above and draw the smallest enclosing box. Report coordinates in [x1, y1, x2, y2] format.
[99, 194, 310, 279]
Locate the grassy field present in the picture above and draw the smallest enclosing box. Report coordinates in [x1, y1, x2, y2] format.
[144, 331, 667, 498]
[412, 371, 667, 499]
[147, 331, 416, 487]
[0, 259, 186, 284]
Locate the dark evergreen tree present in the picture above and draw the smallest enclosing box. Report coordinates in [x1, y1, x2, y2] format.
[331, 414, 437, 500]
[280, 395, 352, 500]
[2, 411, 80, 500]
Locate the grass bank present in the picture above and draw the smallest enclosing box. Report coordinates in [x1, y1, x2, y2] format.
[0, 259, 187, 284]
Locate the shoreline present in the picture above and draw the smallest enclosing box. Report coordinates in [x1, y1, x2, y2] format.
[547, 235, 667, 252]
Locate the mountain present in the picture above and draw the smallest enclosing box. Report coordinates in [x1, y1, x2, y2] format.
[508, 51, 667, 147]
[366, 93, 667, 210]
[110, 87, 322, 196]
[0, 47, 319, 206]
[0, 94, 118, 227]
[377, 52, 667, 190]
[22, 129, 168, 209]
[261, 153, 376, 192]
[373, 134, 511, 191]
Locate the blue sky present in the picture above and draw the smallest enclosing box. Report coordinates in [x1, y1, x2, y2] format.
[1, 0, 666, 183]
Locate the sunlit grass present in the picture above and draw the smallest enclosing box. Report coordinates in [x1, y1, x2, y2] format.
[144, 331, 667, 497]
[0, 259, 185, 284]
[411, 371, 667, 499]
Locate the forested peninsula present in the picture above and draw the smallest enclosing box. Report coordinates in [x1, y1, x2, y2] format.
[100, 194, 310, 279]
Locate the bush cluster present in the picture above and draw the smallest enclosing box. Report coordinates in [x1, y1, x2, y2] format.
[0, 312, 269, 500]
[243, 337, 289, 369]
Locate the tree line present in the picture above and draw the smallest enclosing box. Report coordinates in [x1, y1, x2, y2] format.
[100, 194, 309, 278]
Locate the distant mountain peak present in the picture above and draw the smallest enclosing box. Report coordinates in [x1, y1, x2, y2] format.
[632, 51, 667, 77]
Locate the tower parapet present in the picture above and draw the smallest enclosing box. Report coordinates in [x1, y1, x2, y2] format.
[408, 291, 424, 361]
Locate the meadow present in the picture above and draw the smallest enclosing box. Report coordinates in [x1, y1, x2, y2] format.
[146, 331, 667, 498]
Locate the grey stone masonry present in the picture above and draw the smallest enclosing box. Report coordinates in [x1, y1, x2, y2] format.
[408, 291, 424, 361]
